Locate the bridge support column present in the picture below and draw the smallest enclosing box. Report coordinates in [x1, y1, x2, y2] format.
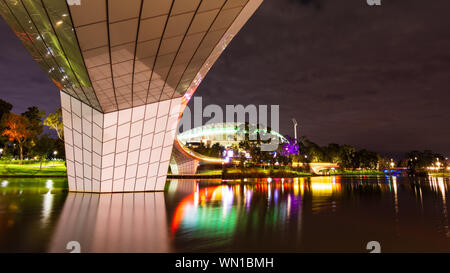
[170, 142, 200, 175]
[170, 140, 200, 175]
[61, 92, 181, 192]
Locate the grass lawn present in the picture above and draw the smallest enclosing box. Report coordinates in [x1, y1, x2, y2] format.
[329, 170, 385, 176]
[197, 168, 387, 177]
[197, 167, 313, 177]
[429, 172, 450, 177]
[0, 161, 67, 176]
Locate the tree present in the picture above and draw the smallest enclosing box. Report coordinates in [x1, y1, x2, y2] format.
[0, 99, 13, 149]
[238, 139, 257, 165]
[303, 139, 325, 162]
[275, 148, 291, 166]
[279, 137, 299, 157]
[1, 113, 32, 164]
[378, 157, 391, 170]
[405, 150, 445, 175]
[323, 143, 341, 163]
[22, 106, 45, 137]
[339, 145, 356, 169]
[238, 152, 247, 173]
[209, 142, 224, 158]
[32, 135, 54, 170]
[21, 106, 45, 157]
[43, 108, 64, 140]
[354, 149, 380, 170]
[0, 99, 12, 121]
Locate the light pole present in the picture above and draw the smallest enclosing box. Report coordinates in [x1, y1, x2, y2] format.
[292, 118, 298, 143]
[445, 158, 448, 177]
[390, 159, 395, 176]
[436, 158, 441, 175]
[53, 151, 58, 166]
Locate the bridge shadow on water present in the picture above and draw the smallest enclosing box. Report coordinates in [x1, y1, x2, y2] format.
[49, 192, 170, 253]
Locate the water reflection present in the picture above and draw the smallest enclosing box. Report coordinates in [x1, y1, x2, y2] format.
[430, 176, 449, 237]
[166, 177, 345, 251]
[0, 178, 67, 252]
[0, 176, 450, 252]
[49, 192, 170, 253]
[166, 176, 450, 252]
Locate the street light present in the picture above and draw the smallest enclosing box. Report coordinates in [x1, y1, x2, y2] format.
[389, 159, 395, 176]
[445, 158, 449, 176]
[53, 151, 58, 166]
[436, 158, 441, 173]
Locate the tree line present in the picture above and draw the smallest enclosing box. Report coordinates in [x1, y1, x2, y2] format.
[0, 98, 63, 165]
[190, 130, 447, 174]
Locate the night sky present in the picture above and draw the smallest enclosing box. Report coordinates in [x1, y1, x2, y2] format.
[0, 0, 449, 157]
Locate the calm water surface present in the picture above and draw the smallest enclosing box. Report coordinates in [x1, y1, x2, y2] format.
[0, 176, 449, 252]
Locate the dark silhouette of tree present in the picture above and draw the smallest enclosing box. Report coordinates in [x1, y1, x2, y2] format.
[323, 143, 342, 163]
[21, 106, 45, 158]
[21, 106, 45, 136]
[303, 139, 325, 162]
[0, 99, 12, 120]
[192, 142, 225, 158]
[337, 145, 356, 169]
[354, 149, 380, 169]
[32, 134, 54, 170]
[406, 150, 445, 175]
[0, 99, 13, 149]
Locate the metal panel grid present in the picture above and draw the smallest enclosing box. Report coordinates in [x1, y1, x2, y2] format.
[61, 91, 181, 192]
[70, 0, 252, 113]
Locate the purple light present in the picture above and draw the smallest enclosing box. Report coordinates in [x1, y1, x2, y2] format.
[279, 137, 299, 157]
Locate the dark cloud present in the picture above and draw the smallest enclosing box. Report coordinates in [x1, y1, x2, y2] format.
[0, 0, 449, 157]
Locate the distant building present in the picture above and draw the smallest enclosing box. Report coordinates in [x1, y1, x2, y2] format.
[178, 122, 287, 148]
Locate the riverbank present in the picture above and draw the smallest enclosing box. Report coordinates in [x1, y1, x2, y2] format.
[0, 161, 441, 179]
[0, 162, 66, 177]
[328, 170, 385, 176]
[190, 168, 385, 178]
[429, 172, 450, 177]
[196, 168, 313, 178]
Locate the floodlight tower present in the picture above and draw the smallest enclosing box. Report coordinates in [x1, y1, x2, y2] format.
[292, 118, 298, 142]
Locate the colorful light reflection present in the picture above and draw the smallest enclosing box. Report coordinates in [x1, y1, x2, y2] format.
[170, 178, 343, 238]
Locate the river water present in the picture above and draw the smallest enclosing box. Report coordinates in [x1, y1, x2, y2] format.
[0, 176, 449, 252]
